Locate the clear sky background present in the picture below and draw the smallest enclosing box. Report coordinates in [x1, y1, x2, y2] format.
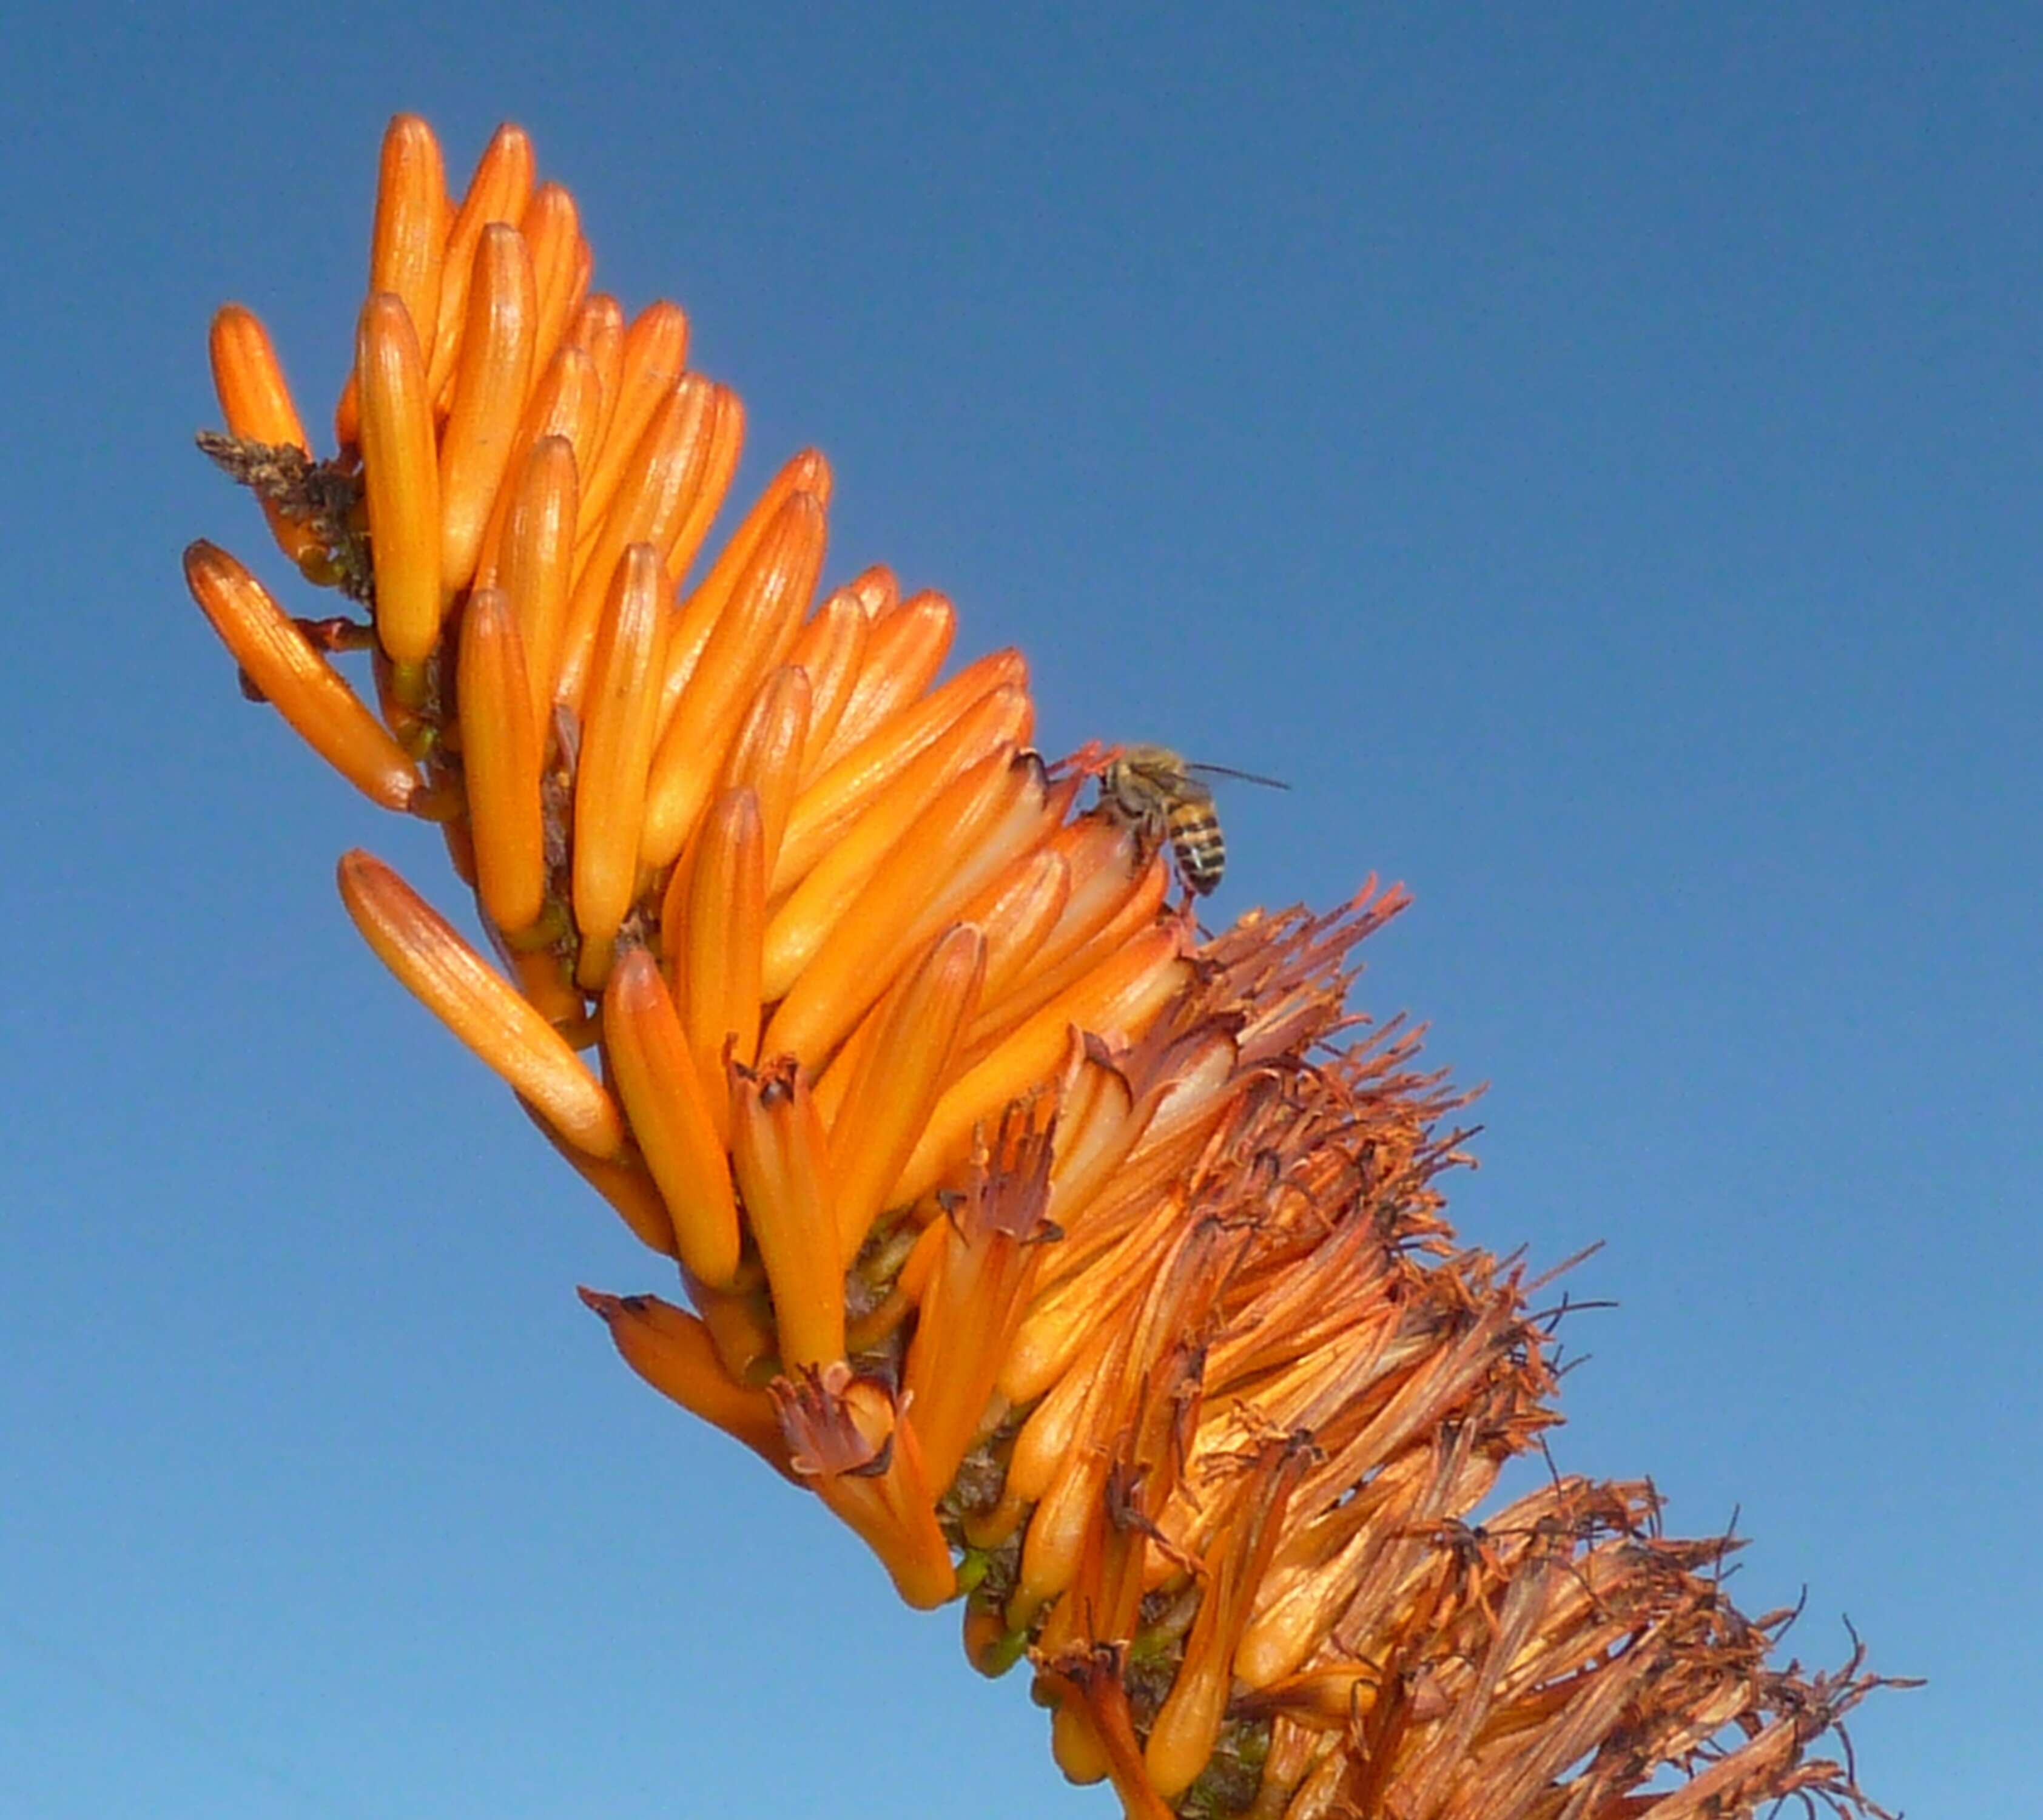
[2, 5, 2035, 1816]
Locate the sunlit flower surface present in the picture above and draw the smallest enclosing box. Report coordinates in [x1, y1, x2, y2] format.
[189, 115, 1903, 1819]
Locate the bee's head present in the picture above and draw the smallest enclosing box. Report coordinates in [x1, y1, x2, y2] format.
[1115, 743, 1189, 780]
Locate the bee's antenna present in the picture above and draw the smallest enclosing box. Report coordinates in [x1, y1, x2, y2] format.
[1187, 762, 1291, 790]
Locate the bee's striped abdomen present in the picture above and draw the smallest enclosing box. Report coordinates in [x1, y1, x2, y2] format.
[1166, 800, 1225, 895]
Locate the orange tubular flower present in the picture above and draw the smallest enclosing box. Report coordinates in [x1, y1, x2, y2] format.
[428, 124, 537, 408]
[183, 542, 420, 812]
[572, 542, 670, 985]
[601, 948, 741, 1288]
[189, 115, 1903, 1820]
[206, 306, 326, 570]
[437, 223, 538, 594]
[335, 848, 621, 1159]
[355, 291, 443, 686]
[455, 587, 545, 933]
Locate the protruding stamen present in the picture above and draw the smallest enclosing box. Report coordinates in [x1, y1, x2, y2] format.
[901, 1102, 1056, 1492]
[1145, 1438, 1311, 1801]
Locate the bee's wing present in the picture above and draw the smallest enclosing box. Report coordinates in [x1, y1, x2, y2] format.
[1129, 757, 1212, 801]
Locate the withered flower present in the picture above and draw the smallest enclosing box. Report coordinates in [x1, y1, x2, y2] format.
[188, 115, 1906, 1818]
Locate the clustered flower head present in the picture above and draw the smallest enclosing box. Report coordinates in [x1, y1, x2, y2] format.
[189, 116, 1905, 1819]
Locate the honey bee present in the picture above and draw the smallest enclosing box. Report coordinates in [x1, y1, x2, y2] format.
[1097, 744, 1290, 897]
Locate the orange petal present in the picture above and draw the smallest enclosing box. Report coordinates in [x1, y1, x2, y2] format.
[355, 292, 442, 677]
[1051, 1701, 1112, 1787]
[961, 848, 1073, 1005]
[786, 589, 872, 779]
[673, 787, 766, 1117]
[657, 448, 829, 726]
[761, 686, 1032, 998]
[1011, 1340, 1126, 1619]
[898, 1103, 1052, 1494]
[717, 665, 812, 882]
[770, 1366, 954, 1607]
[601, 949, 742, 1286]
[892, 924, 1189, 1209]
[493, 434, 580, 740]
[520, 183, 587, 382]
[426, 123, 537, 404]
[685, 1270, 781, 1384]
[183, 541, 419, 812]
[207, 305, 323, 567]
[640, 490, 827, 869]
[811, 590, 955, 772]
[772, 648, 1029, 895]
[556, 375, 721, 712]
[761, 751, 1051, 1074]
[505, 945, 585, 1031]
[844, 564, 898, 619]
[571, 544, 670, 983]
[660, 386, 746, 596]
[1006, 1318, 1123, 1502]
[1046, 1046, 1209, 1241]
[438, 224, 538, 594]
[579, 1290, 791, 1476]
[827, 923, 986, 1266]
[1145, 1441, 1308, 1800]
[1038, 1653, 1178, 1820]
[1001, 1187, 1185, 1409]
[365, 115, 448, 412]
[574, 300, 688, 550]
[470, 342, 602, 588]
[209, 305, 308, 451]
[457, 588, 547, 933]
[729, 1058, 843, 1370]
[967, 841, 1171, 1059]
[568, 293, 626, 430]
[337, 849, 622, 1157]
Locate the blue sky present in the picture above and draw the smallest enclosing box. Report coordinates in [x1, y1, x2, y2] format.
[2, 4, 2035, 1814]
